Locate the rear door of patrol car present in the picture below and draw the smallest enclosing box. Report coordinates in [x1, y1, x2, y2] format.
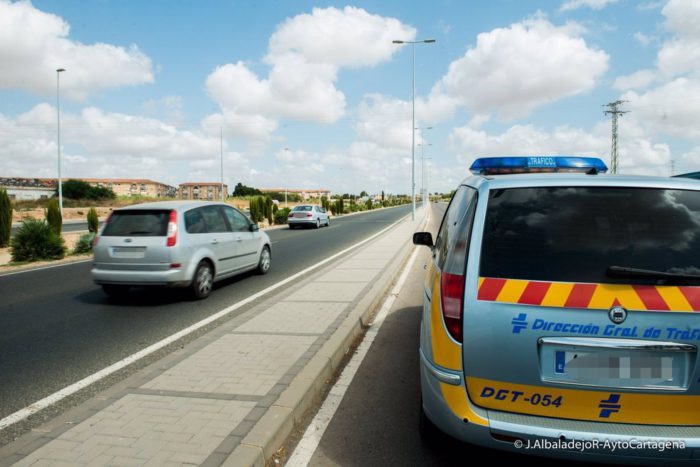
[463, 183, 700, 425]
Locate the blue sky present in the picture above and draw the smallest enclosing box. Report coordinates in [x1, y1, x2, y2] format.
[2, 0, 699, 194]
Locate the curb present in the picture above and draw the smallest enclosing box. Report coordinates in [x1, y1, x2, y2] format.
[224, 211, 424, 466]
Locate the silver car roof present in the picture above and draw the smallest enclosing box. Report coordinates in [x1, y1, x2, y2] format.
[461, 173, 700, 191]
[112, 200, 230, 211]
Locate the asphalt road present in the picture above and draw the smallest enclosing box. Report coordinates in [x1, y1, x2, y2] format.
[0, 205, 411, 421]
[302, 203, 595, 466]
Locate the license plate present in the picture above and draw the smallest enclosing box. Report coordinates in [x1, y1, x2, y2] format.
[540, 338, 693, 390]
[111, 247, 146, 259]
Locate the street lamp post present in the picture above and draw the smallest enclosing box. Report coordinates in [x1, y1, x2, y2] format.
[415, 126, 433, 208]
[220, 127, 225, 201]
[56, 68, 66, 217]
[284, 148, 290, 207]
[392, 39, 435, 221]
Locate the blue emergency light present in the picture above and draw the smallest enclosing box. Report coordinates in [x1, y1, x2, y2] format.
[469, 156, 608, 175]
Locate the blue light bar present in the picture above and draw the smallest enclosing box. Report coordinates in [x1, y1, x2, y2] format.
[469, 156, 608, 175]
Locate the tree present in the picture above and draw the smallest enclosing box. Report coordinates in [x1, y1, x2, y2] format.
[61, 179, 115, 200]
[360, 190, 368, 197]
[46, 198, 62, 235]
[0, 189, 11, 248]
[87, 207, 99, 233]
[381, 190, 385, 201]
[232, 182, 262, 197]
[265, 196, 273, 224]
[321, 195, 330, 211]
[365, 199, 373, 210]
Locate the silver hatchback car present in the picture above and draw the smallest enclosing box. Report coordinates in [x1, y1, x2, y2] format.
[92, 201, 271, 299]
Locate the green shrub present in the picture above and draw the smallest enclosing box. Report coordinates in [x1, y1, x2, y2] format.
[87, 207, 99, 233]
[265, 196, 273, 224]
[274, 207, 290, 225]
[365, 199, 373, 210]
[73, 232, 95, 255]
[61, 179, 116, 200]
[46, 198, 62, 235]
[0, 188, 11, 247]
[11, 219, 65, 262]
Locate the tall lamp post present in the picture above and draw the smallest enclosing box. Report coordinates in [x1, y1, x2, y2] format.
[56, 68, 66, 216]
[415, 125, 433, 208]
[425, 157, 433, 203]
[392, 39, 435, 221]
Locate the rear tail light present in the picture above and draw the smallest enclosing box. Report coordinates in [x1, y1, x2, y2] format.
[92, 212, 112, 248]
[166, 210, 177, 247]
[306, 213, 312, 217]
[440, 272, 465, 342]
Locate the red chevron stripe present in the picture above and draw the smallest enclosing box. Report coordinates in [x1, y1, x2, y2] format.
[679, 287, 700, 311]
[633, 286, 670, 311]
[518, 281, 551, 305]
[564, 283, 597, 308]
[478, 278, 507, 301]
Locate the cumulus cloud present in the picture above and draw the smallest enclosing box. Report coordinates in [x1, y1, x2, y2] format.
[613, 69, 656, 91]
[0, 0, 153, 99]
[0, 104, 247, 186]
[560, 0, 619, 11]
[449, 120, 670, 176]
[434, 17, 609, 120]
[204, 7, 415, 142]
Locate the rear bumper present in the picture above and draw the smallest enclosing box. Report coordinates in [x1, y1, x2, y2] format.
[420, 351, 700, 465]
[288, 218, 317, 225]
[91, 265, 190, 286]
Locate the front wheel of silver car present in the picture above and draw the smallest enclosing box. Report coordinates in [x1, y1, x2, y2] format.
[315, 219, 320, 229]
[191, 261, 214, 299]
[257, 246, 271, 275]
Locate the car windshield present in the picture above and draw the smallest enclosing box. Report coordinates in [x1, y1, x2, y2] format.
[101, 210, 169, 237]
[480, 187, 700, 285]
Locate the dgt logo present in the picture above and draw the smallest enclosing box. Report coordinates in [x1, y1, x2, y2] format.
[511, 313, 528, 334]
[598, 394, 622, 418]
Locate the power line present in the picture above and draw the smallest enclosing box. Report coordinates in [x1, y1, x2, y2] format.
[603, 100, 629, 174]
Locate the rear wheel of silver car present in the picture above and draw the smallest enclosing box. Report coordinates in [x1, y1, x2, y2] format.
[257, 246, 271, 275]
[326, 217, 330, 227]
[315, 219, 320, 229]
[191, 261, 214, 299]
[102, 284, 129, 298]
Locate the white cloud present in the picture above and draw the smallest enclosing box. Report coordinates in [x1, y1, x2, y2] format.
[435, 17, 609, 120]
[0, 104, 250, 186]
[560, 0, 619, 11]
[204, 7, 415, 142]
[634, 31, 652, 46]
[681, 146, 700, 167]
[613, 69, 656, 91]
[449, 121, 671, 176]
[0, 0, 153, 99]
[623, 78, 700, 141]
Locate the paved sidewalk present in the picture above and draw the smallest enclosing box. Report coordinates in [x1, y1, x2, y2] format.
[0, 208, 425, 467]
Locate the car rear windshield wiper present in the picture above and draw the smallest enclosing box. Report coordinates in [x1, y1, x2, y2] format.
[606, 266, 700, 282]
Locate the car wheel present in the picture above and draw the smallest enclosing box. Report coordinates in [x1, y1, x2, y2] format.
[102, 284, 129, 297]
[257, 245, 271, 275]
[191, 261, 214, 299]
[315, 218, 320, 229]
[419, 399, 441, 444]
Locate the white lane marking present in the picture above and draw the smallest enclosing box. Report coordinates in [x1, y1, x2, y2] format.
[0, 258, 93, 277]
[0, 213, 410, 432]
[286, 210, 429, 467]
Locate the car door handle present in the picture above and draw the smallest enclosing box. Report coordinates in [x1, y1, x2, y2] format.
[235, 238, 243, 242]
[211, 239, 218, 245]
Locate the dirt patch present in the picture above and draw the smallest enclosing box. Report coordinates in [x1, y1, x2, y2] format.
[12, 207, 113, 223]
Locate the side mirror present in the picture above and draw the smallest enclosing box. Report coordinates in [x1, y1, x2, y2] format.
[413, 232, 434, 247]
[250, 223, 260, 232]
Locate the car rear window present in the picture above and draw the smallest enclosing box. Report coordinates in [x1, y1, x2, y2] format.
[293, 206, 312, 211]
[102, 210, 169, 237]
[480, 187, 700, 285]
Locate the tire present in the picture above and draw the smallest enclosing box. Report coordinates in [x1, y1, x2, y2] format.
[191, 261, 214, 299]
[326, 217, 331, 227]
[256, 246, 271, 275]
[315, 219, 320, 229]
[419, 399, 441, 444]
[102, 284, 129, 297]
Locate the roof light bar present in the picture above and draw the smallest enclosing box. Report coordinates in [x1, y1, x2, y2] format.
[469, 156, 608, 175]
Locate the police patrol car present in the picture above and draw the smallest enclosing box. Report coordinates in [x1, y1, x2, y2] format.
[413, 156, 700, 464]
